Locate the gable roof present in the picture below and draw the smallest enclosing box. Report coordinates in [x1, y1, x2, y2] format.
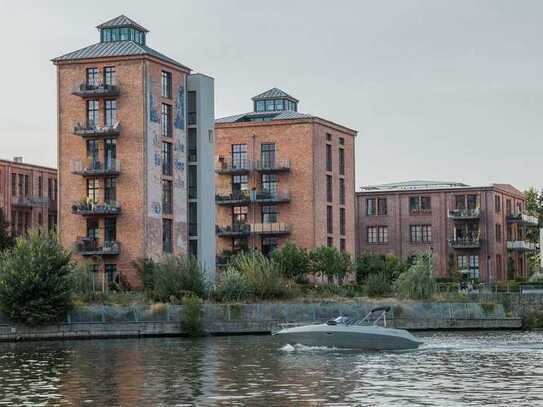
[252, 88, 299, 102]
[52, 41, 190, 71]
[97, 15, 149, 32]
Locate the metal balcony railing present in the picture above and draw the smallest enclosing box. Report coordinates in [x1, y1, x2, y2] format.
[449, 237, 481, 249]
[215, 191, 251, 205]
[254, 159, 291, 172]
[74, 121, 120, 138]
[72, 80, 120, 97]
[11, 195, 50, 208]
[251, 222, 291, 235]
[71, 200, 121, 216]
[507, 241, 537, 251]
[75, 237, 120, 256]
[254, 190, 291, 203]
[507, 213, 539, 227]
[448, 208, 481, 220]
[216, 224, 251, 237]
[215, 159, 252, 174]
[70, 159, 121, 177]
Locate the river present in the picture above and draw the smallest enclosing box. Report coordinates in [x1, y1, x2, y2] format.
[0, 331, 541, 406]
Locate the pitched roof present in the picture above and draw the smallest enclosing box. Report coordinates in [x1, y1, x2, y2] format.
[252, 88, 299, 102]
[52, 41, 190, 71]
[361, 180, 469, 192]
[215, 110, 313, 124]
[97, 15, 149, 32]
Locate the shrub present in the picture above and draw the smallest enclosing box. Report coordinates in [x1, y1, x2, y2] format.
[182, 295, 204, 337]
[355, 253, 406, 286]
[133, 258, 157, 293]
[0, 209, 14, 253]
[148, 255, 208, 302]
[219, 268, 250, 302]
[393, 253, 436, 300]
[365, 272, 391, 298]
[272, 241, 310, 280]
[69, 263, 96, 296]
[310, 246, 352, 283]
[0, 231, 74, 325]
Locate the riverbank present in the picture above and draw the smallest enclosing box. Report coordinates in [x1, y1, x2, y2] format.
[0, 299, 527, 341]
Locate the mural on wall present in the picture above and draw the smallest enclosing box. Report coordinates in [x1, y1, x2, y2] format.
[149, 91, 159, 123]
[174, 86, 185, 130]
[173, 83, 188, 255]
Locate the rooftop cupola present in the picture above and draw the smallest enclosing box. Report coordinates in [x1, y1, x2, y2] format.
[252, 88, 298, 113]
[97, 15, 149, 45]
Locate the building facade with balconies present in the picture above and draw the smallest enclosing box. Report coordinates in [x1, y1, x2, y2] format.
[0, 158, 57, 236]
[53, 15, 215, 288]
[356, 181, 537, 283]
[215, 88, 357, 267]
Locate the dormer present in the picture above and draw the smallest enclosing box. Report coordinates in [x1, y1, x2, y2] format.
[252, 88, 298, 113]
[97, 15, 149, 45]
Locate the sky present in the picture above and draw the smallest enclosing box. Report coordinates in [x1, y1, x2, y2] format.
[0, 0, 541, 191]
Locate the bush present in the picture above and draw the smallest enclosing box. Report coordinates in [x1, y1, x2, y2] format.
[272, 241, 310, 280]
[69, 263, 96, 296]
[365, 272, 392, 298]
[182, 295, 204, 337]
[218, 268, 250, 302]
[0, 231, 74, 325]
[133, 258, 157, 293]
[310, 246, 352, 283]
[0, 208, 14, 253]
[393, 254, 436, 300]
[355, 253, 406, 286]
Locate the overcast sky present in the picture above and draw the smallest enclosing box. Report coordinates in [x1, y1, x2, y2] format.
[0, 0, 541, 191]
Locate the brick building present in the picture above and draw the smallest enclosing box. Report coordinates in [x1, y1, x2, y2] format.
[52, 15, 215, 288]
[0, 158, 57, 235]
[356, 181, 538, 282]
[214, 88, 357, 264]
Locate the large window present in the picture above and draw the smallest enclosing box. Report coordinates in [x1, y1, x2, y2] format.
[162, 219, 173, 253]
[231, 144, 247, 168]
[367, 226, 388, 243]
[262, 205, 278, 223]
[261, 174, 277, 196]
[261, 143, 275, 167]
[104, 139, 116, 169]
[87, 100, 99, 127]
[339, 178, 345, 205]
[327, 205, 333, 234]
[104, 66, 116, 86]
[326, 144, 332, 172]
[162, 180, 173, 214]
[367, 198, 387, 216]
[105, 178, 116, 204]
[495, 195, 501, 213]
[161, 103, 172, 137]
[86, 219, 99, 240]
[232, 206, 248, 225]
[458, 255, 479, 279]
[188, 166, 197, 199]
[232, 175, 249, 196]
[189, 202, 198, 237]
[455, 194, 478, 210]
[87, 179, 99, 202]
[262, 237, 278, 257]
[162, 142, 172, 176]
[86, 139, 99, 162]
[105, 264, 118, 287]
[339, 148, 345, 175]
[102, 27, 145, 45]
[255, 100, 265, 112]
[104, 99, 117, 126]
[86, 67, 98, 87]
[161, 71, 172, 99]
[409, 196, 431, 214]
[188, 128, 197, 162]
[340, 208, 346, 235]
[495, 223, 502, 242]
[105, 218, 116, 242]
[188, 91, 196, 125]
[410, 225, 432, 243]
[326, 175, 333, 202]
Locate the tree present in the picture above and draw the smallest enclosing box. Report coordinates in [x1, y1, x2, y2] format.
[524, 187, 543, 243]
[310, 246, 352, 283]
[271, 241, 310, 281]
[393, 253, 436, 300]
[0, 231, 74, 325]
[355, 253, 407, 286]
[0, 208, 14, 253]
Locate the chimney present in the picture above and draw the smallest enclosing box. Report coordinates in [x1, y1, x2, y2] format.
[13, 156, 23, 163]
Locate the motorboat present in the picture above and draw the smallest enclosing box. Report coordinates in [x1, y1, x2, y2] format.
[272, 306, 422, 350]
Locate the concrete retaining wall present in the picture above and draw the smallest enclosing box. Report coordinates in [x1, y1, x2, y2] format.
[0, 302, 522, 342]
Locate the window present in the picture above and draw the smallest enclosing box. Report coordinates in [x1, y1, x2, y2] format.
[378, 198, 387, 215]
[410, 225, 432, 243]
[161, 71, 172, 98]
[496, 254, 503, 280]
[262, 237, 278, 257]
[495, 224, 502, 242]
[410, 196, 431, 214]
[367, 226, 387, 243]
[340, 239, 346, 252]
[86, 219, 99, 240]
[86, 179, 99, 202]
[189, 202, 198, 237]
[11, 173, 16, 195]
[86, 67, 98, 87]
[261, 143, 276, 167]
[104, 217, 116, 242]
[38, 176, 42, 197]
[105, 264, 118, 287]
[339, 148, 345, 175]
[261, 174, 277, 196]
[189, 240, 198, 258]
[161, 104, 172, 137]
[378, 226, 388, 243]
[104, 66, 116, 86]
[162, 180, 173, 214]
[188, 128, 197, 162]
[105, 178, 116, 204]
[262, 205, 278, 223]
[86, 139, 99, 162]
[47, 178, 53, 200]
[327, 205, 333, 234]
[327, 237, 333, 247]
[87, 100, 99, 127]
[326, 133, 332, 141]
[188, 91, 196, 125]
[326, 144, 332, 171]
[104, 100, 117, 126]
[188, 166, 197, 199]
[233, 238, 248, 252]
[24, 175, 29, 196]
[339, 137, 345, 145]
[255, 100, 265, 112]
[506, 199, 512, 216]
[231, 144, 247, 168]
[468, 255, 480, 279]
[339, 179, 345, 205]
[275, 99, 284, 110]
[266, 99, 274, 111]
[455, 195, 466, 210]
[38, 213, 43, 226]
[162, 219, 172, 253]
[467, 194, 478, 210]
[367, 226, 378, 243]
[326, 175, 333, 202]
[507, 224, 513, 241]
[340, 208, 346, 235]
[104, 139, 116, 169]
[495, 195, 501, 213]
[162, 142, 172, 176]
[232, 175, 249, 196]
[367, 198, 376, 216]
[232, 206, 248, 225]
[458, 255, 468, 271]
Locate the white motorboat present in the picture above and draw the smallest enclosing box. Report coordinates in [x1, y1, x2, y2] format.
[272, 307, 422, 351]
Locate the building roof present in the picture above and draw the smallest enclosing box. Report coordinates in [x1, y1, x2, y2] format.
[215, 110, 313, 124]
[52, 40, 190, 71]
[96, 15, 149, 32]
[252, 88, 299, 102]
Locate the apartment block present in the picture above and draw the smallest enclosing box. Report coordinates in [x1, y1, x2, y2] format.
[356, 181, 538, 282]
[215, 88, 357, 265]
[52, 15, 215, 288]
[0, 158, 57, 235]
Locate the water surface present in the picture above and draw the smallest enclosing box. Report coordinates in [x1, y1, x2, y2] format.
[0, 331, 541, 406]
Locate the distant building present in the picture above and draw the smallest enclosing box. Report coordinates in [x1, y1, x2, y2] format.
[0, 158, 57, 236]
[52, 15, 215, 288]
[356, 181, 538, 282]
[214, 88, 357, 265]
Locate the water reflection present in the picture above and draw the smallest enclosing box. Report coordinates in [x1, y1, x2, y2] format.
[0, 331, 542, 405]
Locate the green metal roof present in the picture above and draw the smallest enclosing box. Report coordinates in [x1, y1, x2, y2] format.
[97, 15, 149, 32]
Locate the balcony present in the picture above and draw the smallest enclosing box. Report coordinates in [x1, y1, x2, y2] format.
[70, 159, 121, 177]
[72, 81, 120, 98]
[507, 213, 539, 227]
[448, 208, 481, 220]
[11, 195, 50, 208]
[75, 237, 120, 257]
[216, 224, 251, 237]
[254, 159, 291, 173]
[74, 121, 120, 138]
[449, 237, 481, 249]
[507, 241, 537, 252]
[188, 111, 197, 126]
[215, 159, 251, 175]
[254, 191, 291, 204]
[71, 200, 121, 217]
[216, 191, 251, 206]
[252, 222, 291, 236]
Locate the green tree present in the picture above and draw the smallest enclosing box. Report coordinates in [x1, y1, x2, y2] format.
[393, 253, 436, 300]
[524, 187, 543, 243]
[271, 241, 310, 281]
[355, 253, 407, 286]
[310, 246, 352, 283]
[0, 209, 14, 253]
[0, 231, 74, 325]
